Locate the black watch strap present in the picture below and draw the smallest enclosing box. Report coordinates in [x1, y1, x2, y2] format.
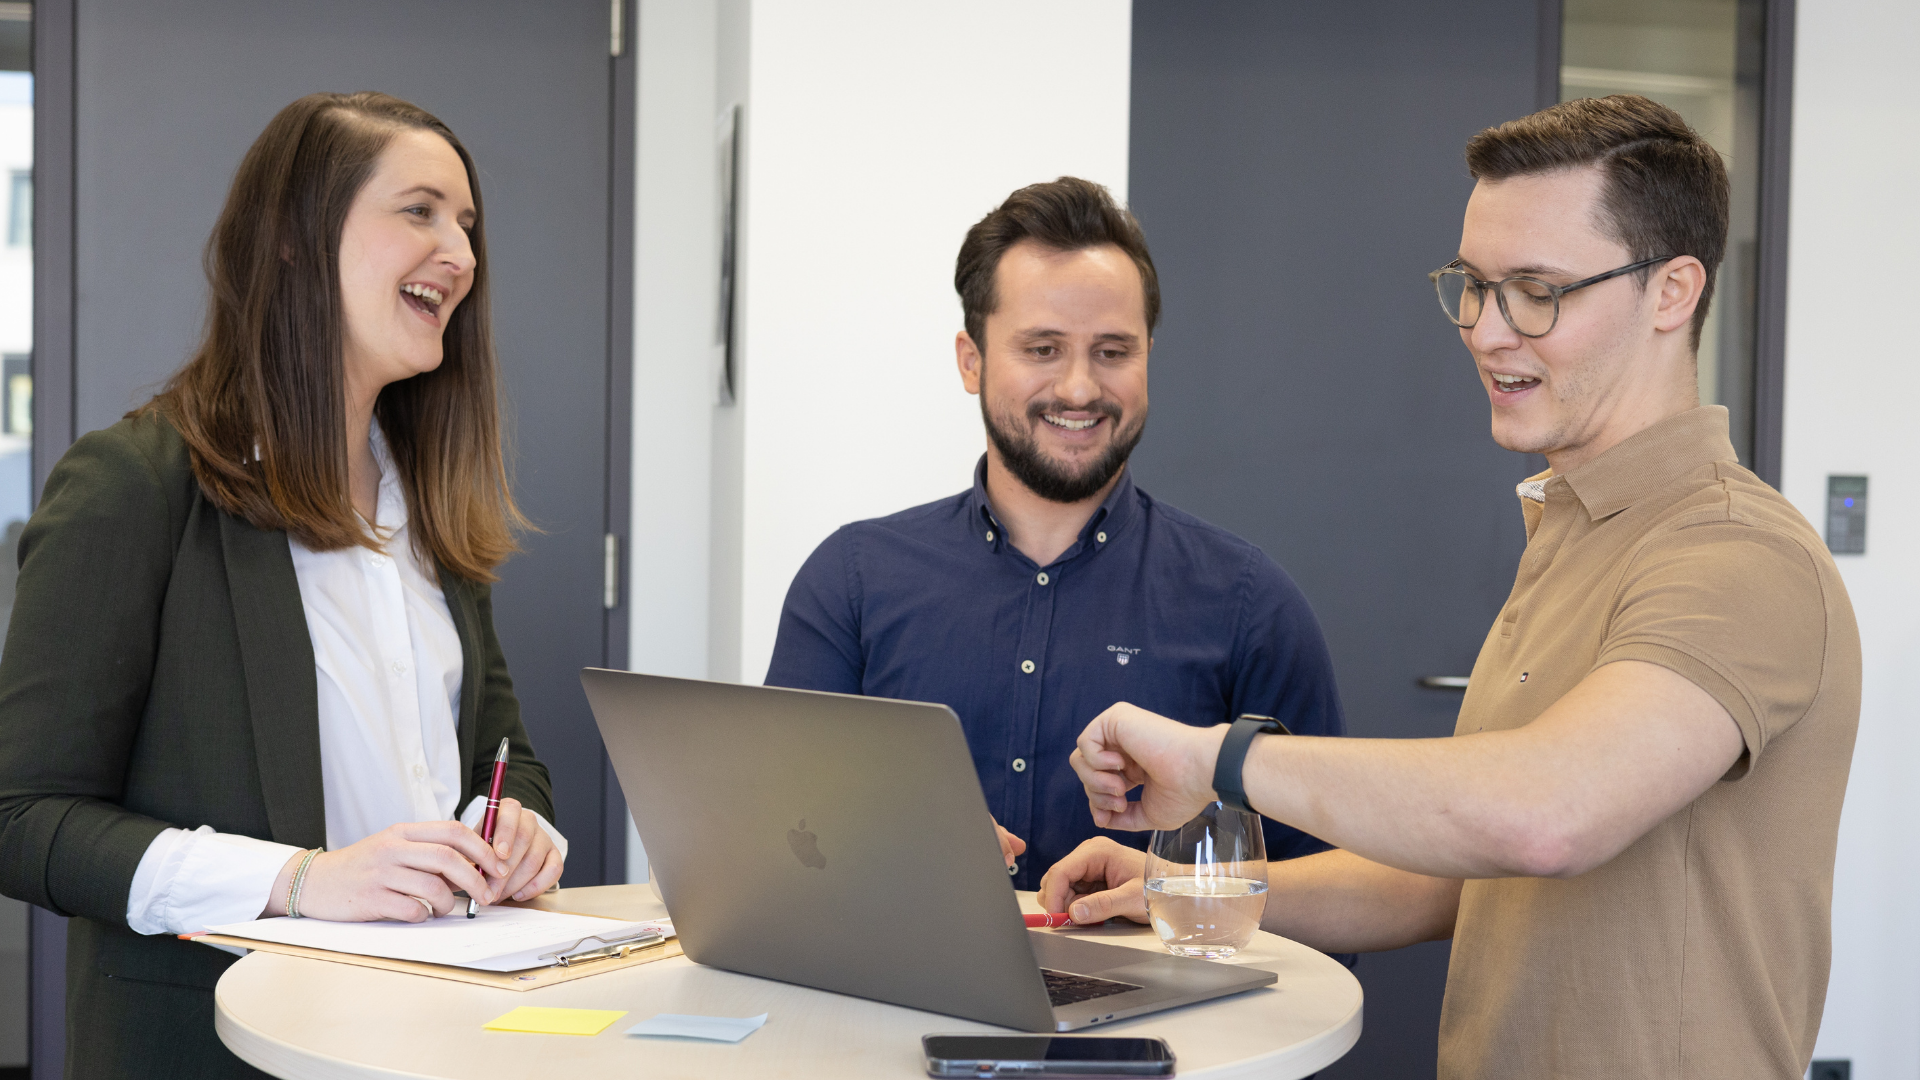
[1212, 713, 1290, 815]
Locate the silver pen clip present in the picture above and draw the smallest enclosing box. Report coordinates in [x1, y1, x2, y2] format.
[538, 929, 665, 968]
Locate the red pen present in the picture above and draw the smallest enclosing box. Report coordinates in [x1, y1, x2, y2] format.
[1025, 912, 1079, 929]
[468, 737, 511, 918]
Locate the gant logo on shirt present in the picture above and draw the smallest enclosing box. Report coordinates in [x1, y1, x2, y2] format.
[1108, 646, 1141, 666]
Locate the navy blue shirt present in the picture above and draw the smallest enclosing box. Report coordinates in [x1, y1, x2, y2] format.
[766, 458, 1345, 890]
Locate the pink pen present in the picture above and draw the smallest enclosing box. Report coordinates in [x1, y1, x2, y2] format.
[468, 737, 511, 918]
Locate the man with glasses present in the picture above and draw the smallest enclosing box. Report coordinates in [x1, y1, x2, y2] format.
[1040, 96, 1859, 1078]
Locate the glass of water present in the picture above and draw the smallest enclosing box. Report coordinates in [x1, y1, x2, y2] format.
[1144, 802, 1269, 958]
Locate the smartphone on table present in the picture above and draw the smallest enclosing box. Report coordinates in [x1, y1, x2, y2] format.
[922, 1034, 1176, 1077]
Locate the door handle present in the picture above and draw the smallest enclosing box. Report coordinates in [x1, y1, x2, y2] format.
[1418, 676, 1470, 690]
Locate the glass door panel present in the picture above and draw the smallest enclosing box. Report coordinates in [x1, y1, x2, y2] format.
[1562, 0, 1764, 463]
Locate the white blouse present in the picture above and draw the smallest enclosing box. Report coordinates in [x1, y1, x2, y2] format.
[124, 426, 564, 935]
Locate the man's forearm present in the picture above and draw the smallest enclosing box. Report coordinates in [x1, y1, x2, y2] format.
[1264, 849, 1459, 953]
[1238, 661, 1744, 880]
[1244, 728, 1549, 879]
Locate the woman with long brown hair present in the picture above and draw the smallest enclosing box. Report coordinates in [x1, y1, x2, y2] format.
[0, 92, 565, 1076]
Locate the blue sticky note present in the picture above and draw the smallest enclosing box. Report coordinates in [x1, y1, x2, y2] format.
[625, 1012, 768, 1043]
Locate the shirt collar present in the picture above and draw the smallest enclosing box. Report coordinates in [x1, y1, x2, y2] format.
[1549, 405, 1739, 521]
[967, 454, 1140, 556]
[365, 420, 409, 541]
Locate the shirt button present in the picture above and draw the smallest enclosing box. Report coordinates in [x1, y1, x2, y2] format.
[1036, 572, 1050, 586]
[1096, 531, 1107, 544]
[1020, 660, 1035, 674]
[985, 530, 995, 542]
[369, 554, 388, 567]
[1012, 758, 1027, 772]
[412, 764, 426, 780]
[391, 659, 407, 675]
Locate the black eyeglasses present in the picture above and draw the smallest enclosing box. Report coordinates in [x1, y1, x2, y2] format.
[1429, 256, 1674, 338]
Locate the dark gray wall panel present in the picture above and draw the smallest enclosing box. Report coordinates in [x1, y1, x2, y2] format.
[1128, 3, 1545, 1076]
[70, 0, 616, 886]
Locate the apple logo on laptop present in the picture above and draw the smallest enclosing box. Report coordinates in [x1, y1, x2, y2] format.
[788, 819, 828, 870]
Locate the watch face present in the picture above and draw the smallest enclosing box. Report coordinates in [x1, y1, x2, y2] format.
[1236, 714, 1289, 735]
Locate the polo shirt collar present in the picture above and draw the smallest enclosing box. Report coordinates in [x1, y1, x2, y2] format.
[1553, 405, 1739, 521]
[968, 454, 1140, 555]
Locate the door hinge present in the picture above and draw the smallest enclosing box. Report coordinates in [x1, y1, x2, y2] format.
[610, 0, 625, 57]
[603, 533, 621, 610]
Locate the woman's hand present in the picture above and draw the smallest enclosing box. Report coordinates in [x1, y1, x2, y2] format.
[481, 797, 566, 903]
[265, 821, 505, 922]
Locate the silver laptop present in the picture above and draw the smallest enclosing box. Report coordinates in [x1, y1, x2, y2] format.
[580, 669, 1277, 1032]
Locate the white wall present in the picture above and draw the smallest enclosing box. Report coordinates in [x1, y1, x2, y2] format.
[631, 3, 721, 680]
[1785, 2, 1920, 1075]
[627, 0, 724, 884]
[718, 1, 1134, 683]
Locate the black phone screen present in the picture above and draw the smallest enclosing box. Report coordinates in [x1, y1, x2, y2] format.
[924, 1035, 1174, 1063]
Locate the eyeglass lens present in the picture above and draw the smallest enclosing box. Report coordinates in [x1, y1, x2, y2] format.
[1435, 271, 1560, 337]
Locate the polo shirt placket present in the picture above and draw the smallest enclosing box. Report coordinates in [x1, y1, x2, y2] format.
[1498, 481, 1581, 644]
[993, 504, 1111, 862]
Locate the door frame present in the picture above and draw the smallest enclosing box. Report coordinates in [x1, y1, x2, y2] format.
[1750, 0, 1794, 488]
[24, 2, 637, 1075]
[603, 0, 637, 892]
[28, 1, 75, 1075]
[29, 0, 74, 500]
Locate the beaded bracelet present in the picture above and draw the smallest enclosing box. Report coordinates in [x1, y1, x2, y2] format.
[286, 848, 323, 919]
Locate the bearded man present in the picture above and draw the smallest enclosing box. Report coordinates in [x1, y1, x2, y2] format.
[765, 177, 1345, 888]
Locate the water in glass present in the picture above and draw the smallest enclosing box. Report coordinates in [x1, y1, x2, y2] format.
[1144, 802, 1268, 959]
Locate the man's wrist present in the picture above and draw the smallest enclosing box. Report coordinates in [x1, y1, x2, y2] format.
[1212, 714, 1291, 814]
[1193, 723, 1232, 796]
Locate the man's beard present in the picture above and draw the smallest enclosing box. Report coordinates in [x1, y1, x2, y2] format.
[982, 394, 1146, 504]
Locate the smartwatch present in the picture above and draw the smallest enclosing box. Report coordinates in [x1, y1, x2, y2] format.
[1212, 713, 1291, 815]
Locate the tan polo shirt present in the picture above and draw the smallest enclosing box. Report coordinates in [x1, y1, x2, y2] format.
[1436, 406, 1860, 1080]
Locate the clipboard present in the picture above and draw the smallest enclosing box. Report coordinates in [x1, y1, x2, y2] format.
[191, 928, 683, 991]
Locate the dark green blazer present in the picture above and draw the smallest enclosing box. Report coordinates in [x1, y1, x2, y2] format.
[0, 412, 553, 1078]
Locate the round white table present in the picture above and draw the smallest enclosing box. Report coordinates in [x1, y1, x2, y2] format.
[216, 885, 1361, 1079]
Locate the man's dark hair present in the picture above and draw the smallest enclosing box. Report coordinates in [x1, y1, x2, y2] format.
[1465, 94, 1729, 350]
[954, 177, 1159, 353]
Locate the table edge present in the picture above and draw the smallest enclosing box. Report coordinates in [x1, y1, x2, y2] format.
[216, 984, 440, 1080]
[1187, 988, 1363, 1080]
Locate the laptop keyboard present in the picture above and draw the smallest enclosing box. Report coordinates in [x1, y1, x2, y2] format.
[1042, 968, 1143, 1007]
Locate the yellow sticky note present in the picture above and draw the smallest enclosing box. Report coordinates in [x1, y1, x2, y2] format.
[484, 1006, 628, 1036]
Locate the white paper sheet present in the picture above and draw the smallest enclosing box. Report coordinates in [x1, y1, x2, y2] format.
[206, 906, 675, 971]
[625, 1013, 769, 1043]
